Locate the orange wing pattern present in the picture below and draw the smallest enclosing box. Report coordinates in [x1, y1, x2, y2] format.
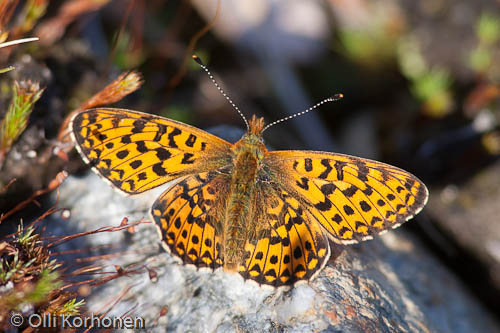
[264, 151, 428, 243]
[151, 170, 331, 287]
[239, 182, 330, 286]
[71, 108, 232, 194]
[152, 171, 229, 269]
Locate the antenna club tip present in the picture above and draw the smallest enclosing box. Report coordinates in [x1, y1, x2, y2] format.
[192, 55, 204, 66]
[334, 93, 344, 99]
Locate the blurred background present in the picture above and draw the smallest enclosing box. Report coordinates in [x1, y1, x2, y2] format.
[1, 0, 500, 324]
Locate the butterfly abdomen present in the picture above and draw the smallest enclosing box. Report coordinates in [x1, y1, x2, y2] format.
[223, 150, 259, 272]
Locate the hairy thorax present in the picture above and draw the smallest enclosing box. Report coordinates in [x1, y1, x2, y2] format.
[223, 117, 267, 271]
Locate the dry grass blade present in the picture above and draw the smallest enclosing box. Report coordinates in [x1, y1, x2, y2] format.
[0, 37, 39, 48]
[57, 71, 143, 143]
[46, 220, 150, 248]
[0, 171, 67, 224]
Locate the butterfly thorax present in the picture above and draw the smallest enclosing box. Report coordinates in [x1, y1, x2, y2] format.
[223, 116, 268, 272]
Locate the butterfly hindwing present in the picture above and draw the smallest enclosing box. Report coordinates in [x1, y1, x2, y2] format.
[151, 169, 331, 287]
[238, 182, 330, 287]
[152, 171, 231, 269]
[264, 150, 429, 243]
[71, 108, 232, 194]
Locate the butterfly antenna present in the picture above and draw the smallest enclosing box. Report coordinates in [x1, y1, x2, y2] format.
[192, 55, 249, 131]
[262, 94, 344, 133]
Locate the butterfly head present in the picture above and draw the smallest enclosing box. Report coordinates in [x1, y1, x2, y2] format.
[248, 115, 265, 136]
[233, 115, 267, 161]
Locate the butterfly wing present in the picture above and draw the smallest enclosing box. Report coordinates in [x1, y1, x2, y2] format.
[152, 170, 331, 286]
[263, 150, 428, 243]
[152, 171, 230, 269]
[71, 108, 233, 194]
[239, 181, 330, 287]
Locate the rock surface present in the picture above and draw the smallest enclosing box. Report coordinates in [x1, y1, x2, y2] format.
[427, 160, 500, 295]
[47, 171, 500, 332]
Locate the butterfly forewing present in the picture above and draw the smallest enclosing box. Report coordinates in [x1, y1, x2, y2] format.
[71, 108, 232, 194]
[264, 150, 428, 243]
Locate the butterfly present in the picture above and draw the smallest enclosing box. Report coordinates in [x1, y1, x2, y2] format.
[70, 62, 428, 288]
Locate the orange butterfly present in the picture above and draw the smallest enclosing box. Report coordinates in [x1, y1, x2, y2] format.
[71, 59, 428, 287]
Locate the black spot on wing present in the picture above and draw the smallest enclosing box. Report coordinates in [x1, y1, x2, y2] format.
[92, 130, 107, 141]
[116, 150, 129, 159]
[315, 198, 332, 211]
[370, 216, 382, 226]
[342, 186, 357, 197]
[331, 214, 342, 223]
[343, 205, 355, 215]
[334, 161, 346, 181]
[168, 127, 181, 148]
[265, 269, 277, 278]
[132, 119, 146, 134]
[338, 226, 350, 237]
[93, 148, 102, 158]
[87, 113, 97, 124]
[320, 183, 336, 195]
[293, 246, 302, 259]
[402, 178, 413, 191]
[155, 147, 172, 160]
[101, 159, 112, 168]
[121, 134, 132, 144]
[357, 163, 369, 182]
[111, 117, 120, 127]
[360, 201, 372, 212]
[304, 158, 313, 172]
[181, 153, 195, 164]
[154, 124, 167, 141]
[318, 159, 333, 179]
[152, 163, 168, 176]
[296, 177, 309, 190]
[185, 134, 196, 147]
[354, 221, 366, 230]
[126, 180, 135, 191]
[362, 186, 373, 196]
[136, 141, 148, 153]
[130, 160, 142, 169]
